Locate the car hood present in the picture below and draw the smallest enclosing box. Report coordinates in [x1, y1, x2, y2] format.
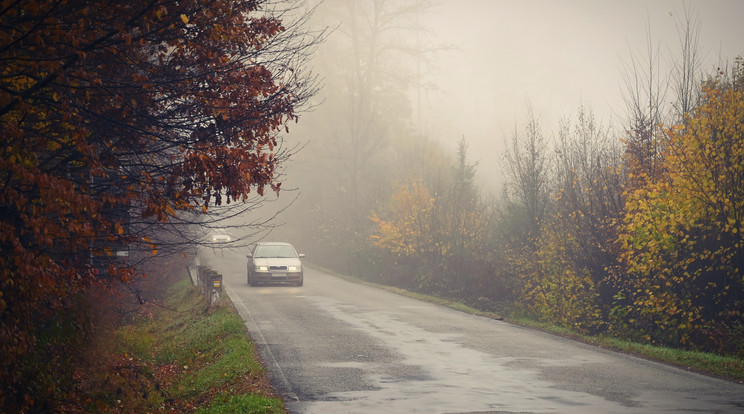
[252, 257, 302, 267]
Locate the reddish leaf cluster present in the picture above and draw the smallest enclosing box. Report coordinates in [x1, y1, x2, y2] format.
[0, 0, 312, 410]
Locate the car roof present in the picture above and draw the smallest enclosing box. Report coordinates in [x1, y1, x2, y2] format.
[255, 242, 293, 246]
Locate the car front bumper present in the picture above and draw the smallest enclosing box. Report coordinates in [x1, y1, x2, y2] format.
[252, 271, 303, 284]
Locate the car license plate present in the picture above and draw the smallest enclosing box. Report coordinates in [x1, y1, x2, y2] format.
[271, 273, 286, 278]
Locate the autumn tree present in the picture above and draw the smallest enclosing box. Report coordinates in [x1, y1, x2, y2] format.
[285, 0, 434, 272]
[368, 136, 454, 291]
[501, 106, 621, 332]
[369, 179, 438, 289]
[553, 107, 626, 311]
[369, 138, 495, 300]
[617, 59, 744, 352]
[0, 0, 319, 410]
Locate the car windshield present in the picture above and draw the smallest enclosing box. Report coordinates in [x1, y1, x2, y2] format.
[254, 244, 297, 258]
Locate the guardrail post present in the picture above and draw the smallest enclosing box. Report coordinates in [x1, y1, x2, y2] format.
[191, 265, 222, 307]
[209, 270, 222, 307]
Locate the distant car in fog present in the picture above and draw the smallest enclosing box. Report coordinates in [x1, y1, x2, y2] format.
[211, 234, 232, 243]
[247, 242, 305, 287]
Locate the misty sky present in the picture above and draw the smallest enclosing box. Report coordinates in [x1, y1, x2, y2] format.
[417, 0, 744, 187]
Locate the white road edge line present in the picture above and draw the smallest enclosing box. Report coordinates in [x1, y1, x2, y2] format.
[225, 283, 299, 402]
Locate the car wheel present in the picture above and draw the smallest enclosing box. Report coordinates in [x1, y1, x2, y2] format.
[296, 277, 303, 287]
[248, 272, 255, 287]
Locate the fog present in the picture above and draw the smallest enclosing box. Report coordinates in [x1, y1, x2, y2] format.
[417, 0, 744, 184]
[200, 0, 744, 368]
[233, 0, 744, 257]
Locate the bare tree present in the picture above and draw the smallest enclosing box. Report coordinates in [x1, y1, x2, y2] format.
[620, 19, 669, 183]
[670, 2, 703, 122]
[503, 108, 551, 242]
[555, 105, 625, 306]
[620, 3, 706, 183]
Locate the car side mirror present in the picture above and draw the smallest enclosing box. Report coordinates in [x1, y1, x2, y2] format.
[246, 254, 252, 258]
[299, 253, 306, 258]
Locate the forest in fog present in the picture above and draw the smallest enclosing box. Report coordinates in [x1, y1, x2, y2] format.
[273, 0, 744, 356]
[1, 0, 742, 410]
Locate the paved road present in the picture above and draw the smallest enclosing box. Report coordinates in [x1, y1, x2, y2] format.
[203, 250, 744, 414]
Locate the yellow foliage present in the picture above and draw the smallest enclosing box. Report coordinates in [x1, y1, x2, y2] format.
[617, 72, 744, 348]
[509, 219, 603, 333]
[368, 180, 435, 257]
[368, 176, 493, 295]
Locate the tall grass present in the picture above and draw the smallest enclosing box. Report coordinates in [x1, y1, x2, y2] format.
[89, 276, 285, 413]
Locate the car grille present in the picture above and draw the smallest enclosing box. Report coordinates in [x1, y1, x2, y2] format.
[269, 265, 288, 271]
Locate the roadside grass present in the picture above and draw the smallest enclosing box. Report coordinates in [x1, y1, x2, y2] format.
[86, 275, 285, 413]
[310, 264, 744, 383]
[600, 337, 744, 381]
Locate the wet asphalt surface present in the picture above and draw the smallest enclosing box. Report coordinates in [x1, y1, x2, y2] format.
[202, 250, 744, 414]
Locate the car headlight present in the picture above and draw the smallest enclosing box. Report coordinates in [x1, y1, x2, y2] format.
[288, 265, 301, 272]
[255, 265, 269, 272]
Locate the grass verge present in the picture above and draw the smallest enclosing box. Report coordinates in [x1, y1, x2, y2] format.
[76, 275, 285, 413]
[310, 264, 744, 383]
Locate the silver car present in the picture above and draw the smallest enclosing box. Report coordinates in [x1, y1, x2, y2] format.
[247, 242, 305, 287]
